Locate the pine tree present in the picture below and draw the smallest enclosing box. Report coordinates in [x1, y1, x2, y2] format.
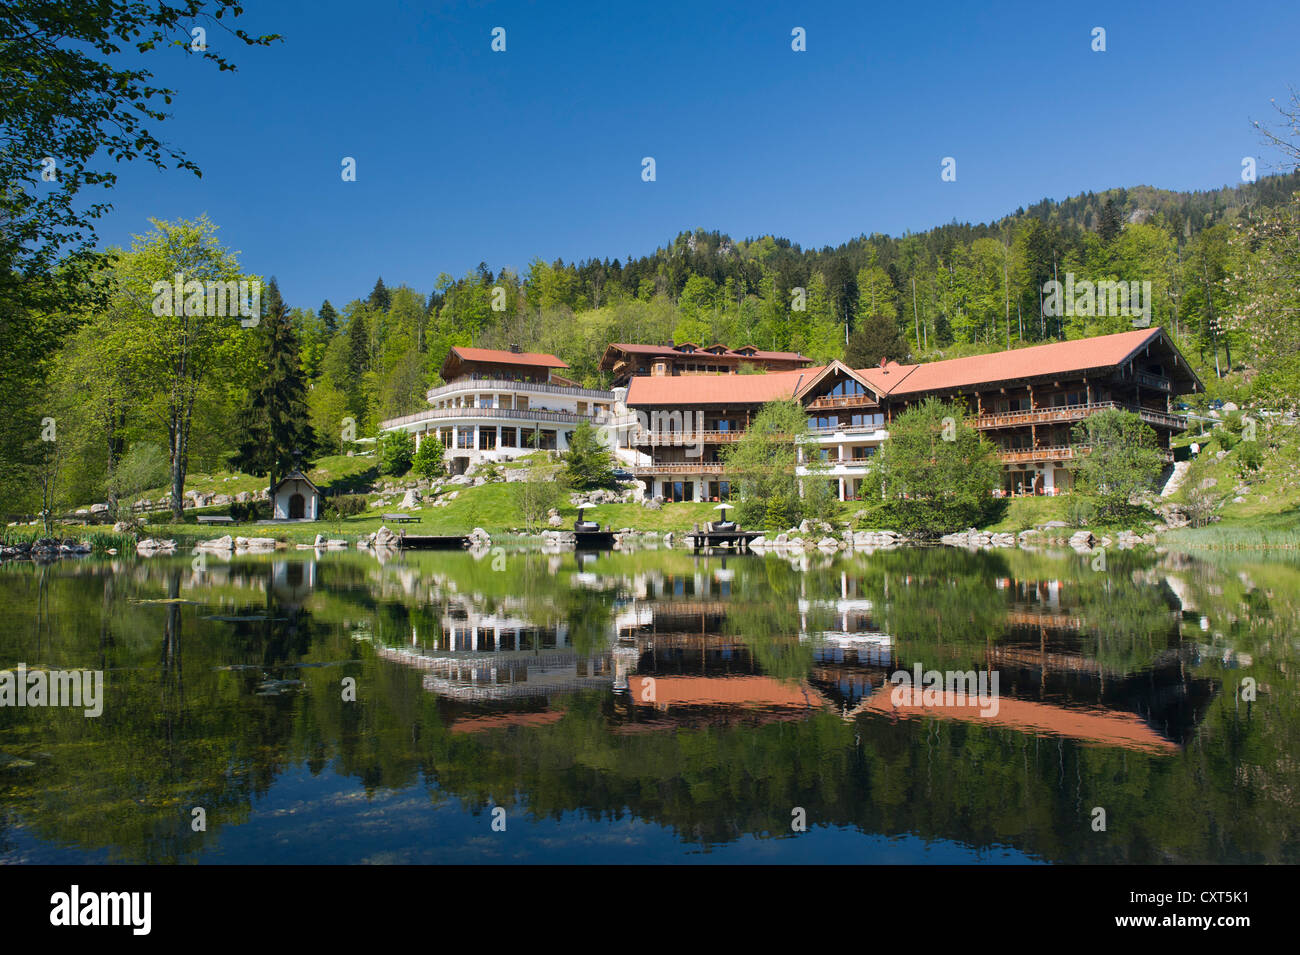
[368, 277, 390, 311]
[1098, 198, 1123, 243]
[319, 299, 338, 335]
[344, 308, 371, 423]
[231, 279, 316, 501]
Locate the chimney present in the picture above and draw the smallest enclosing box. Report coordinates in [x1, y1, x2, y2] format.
[879, 356, 888, 374]
[509, 343, 522, 353]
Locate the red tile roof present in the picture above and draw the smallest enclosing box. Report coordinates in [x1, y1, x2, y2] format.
[626, 367, 822, 405]
[447, 346, 569, 369]
[627, 329, 1199, 406]
[863, 328, 1175, 396]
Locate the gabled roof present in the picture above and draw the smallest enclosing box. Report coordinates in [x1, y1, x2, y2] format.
[444, 346, 569, 370]
[272, 470, 320, 494]
[864, 328, 1201, 396]
[793, 360, 886, 403]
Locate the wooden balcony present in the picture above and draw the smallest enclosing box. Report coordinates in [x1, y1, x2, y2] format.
[998, 444, 1174, 465]
[629, 429, 744, 445]
[1137, 372, 1171, 392]
[806, 394, 880, 411]
[975, 401, 1186, 431]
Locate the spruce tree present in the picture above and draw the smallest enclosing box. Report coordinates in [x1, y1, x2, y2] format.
[345, 308, 371, 422]
[368, 277, 390, 311]
[319, 299, 338, 335]
[232, 279, 316, 502]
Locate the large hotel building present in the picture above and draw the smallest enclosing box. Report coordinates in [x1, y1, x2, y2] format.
[380, 327, 1201, 501]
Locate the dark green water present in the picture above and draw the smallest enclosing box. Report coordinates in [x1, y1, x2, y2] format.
[0, 544, 1295, 864]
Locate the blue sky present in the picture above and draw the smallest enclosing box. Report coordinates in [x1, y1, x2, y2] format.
[92, 0, 1299, 308]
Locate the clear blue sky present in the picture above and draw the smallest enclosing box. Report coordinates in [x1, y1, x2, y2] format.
[93, 0, 1299, 309]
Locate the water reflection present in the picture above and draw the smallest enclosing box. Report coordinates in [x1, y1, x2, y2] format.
[0, 544, 1296, 863]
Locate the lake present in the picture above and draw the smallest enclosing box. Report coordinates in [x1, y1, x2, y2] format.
[1, 543, 1295, 864]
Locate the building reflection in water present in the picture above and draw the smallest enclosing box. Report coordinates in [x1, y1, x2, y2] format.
[365, 557, 1216, 753]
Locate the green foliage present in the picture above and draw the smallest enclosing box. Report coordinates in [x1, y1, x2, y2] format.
[411, 437, 446, 482]
[322, 494, 366, 520]
[562, 420, 615, 490]
[106, 443, 169, 516]
[873, 397, 1001, 534]
[722, 400, 819, 529]
[1236, 439, 1264, 474]
[378, 431, 414, 476]
[1070, 408, 1164, 519]
[0, 1, 278, 308]
[230, 279, 315, 493]
[1065, 495, 1097, 528]
[845, 311, 907, 368]
[513, 457, 565, 532]
[228, 500, 268, 523]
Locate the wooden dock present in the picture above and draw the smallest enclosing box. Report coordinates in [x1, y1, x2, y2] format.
[573, 530, 616, 549]
[398, 535, 470, 550]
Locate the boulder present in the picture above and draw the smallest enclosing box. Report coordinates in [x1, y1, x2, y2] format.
[373, 525, 400, 549]
[399, 488, 422, 509]
[548, 513, 564, 527]
[195, 535, 234, 551]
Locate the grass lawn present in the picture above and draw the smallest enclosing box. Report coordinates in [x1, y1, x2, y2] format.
[980, 496, 1070, 532]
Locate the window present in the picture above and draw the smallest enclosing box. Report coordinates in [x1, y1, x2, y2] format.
[539, 429, 557, 451]
[707, 481, 732, 501]
[478, 427, 497, 450]
[478, 396, 493, 409]
[828, 379, 867, 397]
[457, 430, 473, 449]
[500, 428, 517, 447]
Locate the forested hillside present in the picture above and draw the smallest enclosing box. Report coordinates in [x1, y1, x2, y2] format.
[6, 169, 1300, 518]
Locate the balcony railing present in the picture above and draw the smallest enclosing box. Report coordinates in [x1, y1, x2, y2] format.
[381, 406, 601, 430]
[975, 401, 1186, 431]
[805, 394, 879, 411]
[1136, 372, 1172, 392]
[629, 429, 744, 445]
[426, 377, 614, 403]
[998, 444, 1175, 465]
[630, 463, 728, 475]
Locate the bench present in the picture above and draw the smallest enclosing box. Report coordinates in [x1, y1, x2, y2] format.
[196, 515, 235, 524]
[381, 513, 418, 524]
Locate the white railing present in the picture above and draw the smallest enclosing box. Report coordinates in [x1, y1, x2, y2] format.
[426, 377, 614, 403]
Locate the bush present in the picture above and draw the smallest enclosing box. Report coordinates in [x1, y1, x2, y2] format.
[562, 420, 616, 490]
[1236, 440, 1264, 473]
[378, 431, 415, 476]
[230, 500, 269, 523]
[323, 494, 366, 519]
[1065, 495, 1096, 528]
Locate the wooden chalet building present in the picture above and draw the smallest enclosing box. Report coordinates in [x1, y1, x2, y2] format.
[599, 341, 813, 387]
[622, 327, 1202, 502]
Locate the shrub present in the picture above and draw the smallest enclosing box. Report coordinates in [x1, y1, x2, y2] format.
[1065, 495, 1096, 528]
[378, 431, 415, 476]
[323, 494, 366, 519]
[1236, 440, 1264, 473]
[230, 500, 269, 523]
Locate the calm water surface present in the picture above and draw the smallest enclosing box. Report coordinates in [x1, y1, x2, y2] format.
[1, 544, 1295, 863]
